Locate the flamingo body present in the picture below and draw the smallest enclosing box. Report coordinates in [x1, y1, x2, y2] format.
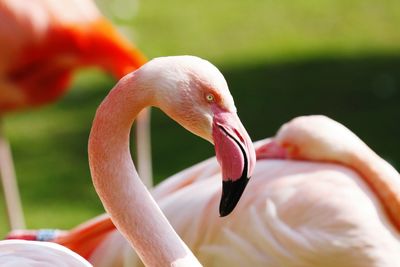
[0, 240, 91, 266]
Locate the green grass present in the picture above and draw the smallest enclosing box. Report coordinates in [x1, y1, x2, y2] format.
[129, 0, 400, 63]
[1, 0, 400, 236]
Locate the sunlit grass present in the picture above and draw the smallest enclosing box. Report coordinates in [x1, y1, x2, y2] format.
[128, 0, 400, 64]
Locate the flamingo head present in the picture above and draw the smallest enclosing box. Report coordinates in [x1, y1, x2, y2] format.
[261, 115, 363, 164]
[141, 56, 256, 216]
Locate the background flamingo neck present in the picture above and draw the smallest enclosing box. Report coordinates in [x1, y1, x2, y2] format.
[348, 148, 400, 232]
[88, 75, 201, 267]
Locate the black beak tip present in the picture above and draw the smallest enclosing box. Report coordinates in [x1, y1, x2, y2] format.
[219, 176, 250, 217]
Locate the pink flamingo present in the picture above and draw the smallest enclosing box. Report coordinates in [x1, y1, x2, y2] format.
[4, 55, 256, 266]
[11, 115, 400, 266]
[87, 55, 255, 266]
[0, 0, 147, 229]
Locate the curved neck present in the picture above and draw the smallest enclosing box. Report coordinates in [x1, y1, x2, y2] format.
[88, 73, 201, 267]
[348, 146, 400, 232]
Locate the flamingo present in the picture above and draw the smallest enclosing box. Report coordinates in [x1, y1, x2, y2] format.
[3, 56, 256, 266]
[9, 115, 400, 266]
[87, 55, 255, 266]
[0, 0, 147, 229]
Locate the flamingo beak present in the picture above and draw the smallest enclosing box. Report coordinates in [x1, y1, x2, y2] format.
[212, 109, 256, 217]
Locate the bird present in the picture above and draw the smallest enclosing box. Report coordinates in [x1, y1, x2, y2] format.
[0, 239, 91, 267]
[5, 56, 256, 266]
[87, 55, 256, 266]
[10, 115, 400, 266]
[0, 0, 147, 229]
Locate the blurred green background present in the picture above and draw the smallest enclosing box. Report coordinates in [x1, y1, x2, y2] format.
[1, 0, 400, 236]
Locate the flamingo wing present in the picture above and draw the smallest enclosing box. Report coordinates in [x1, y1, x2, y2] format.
[0, 239, 91, 266]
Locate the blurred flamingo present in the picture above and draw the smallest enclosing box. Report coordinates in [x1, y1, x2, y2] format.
[0, 0, 148, 229]
[10, 115, 400, 266]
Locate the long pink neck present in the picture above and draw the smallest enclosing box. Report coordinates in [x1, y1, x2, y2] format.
[88, 73, 201, 267]
[348, 146, 400, 232]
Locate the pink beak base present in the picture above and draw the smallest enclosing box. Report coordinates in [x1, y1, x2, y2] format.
[212, 108, 256, 216]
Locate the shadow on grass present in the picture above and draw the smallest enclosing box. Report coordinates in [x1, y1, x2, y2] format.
[1, 53, 399, 234]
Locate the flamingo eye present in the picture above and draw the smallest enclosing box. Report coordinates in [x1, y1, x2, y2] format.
[206, 93, 215, 102]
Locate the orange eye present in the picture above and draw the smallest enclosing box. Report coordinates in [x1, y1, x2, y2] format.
[206, 93, 215, 102]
